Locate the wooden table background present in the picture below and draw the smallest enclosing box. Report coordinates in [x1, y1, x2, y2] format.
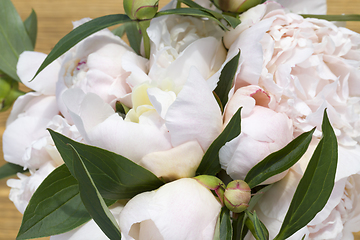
[1, 0, 360, 239]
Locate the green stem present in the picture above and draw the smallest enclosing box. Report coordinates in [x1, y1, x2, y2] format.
[138, 20, 151, 59]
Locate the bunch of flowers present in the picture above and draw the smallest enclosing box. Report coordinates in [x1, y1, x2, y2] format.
[1, 0, 360, 239]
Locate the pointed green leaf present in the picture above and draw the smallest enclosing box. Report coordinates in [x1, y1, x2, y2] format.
[49, 129, 164, 200]
[23, 10, 38, 49]
[222, 15, 241, 29]
[245, 127, 315, 188]
[232, 212, 248, 240]
[178, 0, 241, 28]
[111, 24, 128, 38]
[274, 109, 338, 240]
[0, 0, 33, 81]
[196, 107, 242, 176]
[301, 14, 360, 21]
[247, 185, 272, 211]
[214, 51, 240, 111]
[69, 144, 122, 240]
[33, 14, 132, 80]
[17, 164, 116, 239]
[155, 8, 227, 30]
[126, 22, 142, 55]
[220, 207, 233, 240]
[0, 162, 27, 179]
[245, 210, 269, 240]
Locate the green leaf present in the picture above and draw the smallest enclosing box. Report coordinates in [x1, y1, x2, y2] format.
[111, 24, 128, 38]
[247, 185, 272, 211]
[23, 9, 37, 49]
[69, 144, 122, 240]
[232, 212, 248, 240]
[196, 107, 242, 176]
[49, 129, 164, 200]
[0, 72, 25, 112]
[214, 51, 240, 111]
[0, 162, 28, 179]
[245, 127, 315, 188]
[274, 109, 338, 240]
[301, 14, 360, 21]
[155, 8, 227, 30]
[178, 0, 241, 28]
[17, 164, 116, 239]
[245, 210, 269, 240]
[222, 15, 241, 29]
[126, 22, 142, 55]
[33, 14, 132, 80]
[0, 0, 33, 81]
[220, 207, 233, 240]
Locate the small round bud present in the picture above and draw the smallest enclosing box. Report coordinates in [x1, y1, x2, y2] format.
[0, 73, 23, 112]
[213, 0, 263, 13]
[224, 180, 251, 213]
[193, 175, 226, 205]
[124, 0, 159, 20]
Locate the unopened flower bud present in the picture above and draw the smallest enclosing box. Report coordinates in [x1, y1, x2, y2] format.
[193, 175, 226, 205]
[0, 73, 24, 112]
[124, 0, 159, 20]
[213, 0, 263, 13]
[224, 180, 251, 213]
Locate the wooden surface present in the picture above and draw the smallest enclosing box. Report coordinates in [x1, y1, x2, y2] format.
[1, 0, 360, 239]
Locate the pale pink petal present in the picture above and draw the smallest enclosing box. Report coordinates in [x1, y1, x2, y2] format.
[119, 178, 221, 240]
[16, 51, 61, 95]
[165, 68, 222, 151]
[139, 140, 204, 181]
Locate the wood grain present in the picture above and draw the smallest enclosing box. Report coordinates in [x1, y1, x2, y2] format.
[1, 0, 360, 239]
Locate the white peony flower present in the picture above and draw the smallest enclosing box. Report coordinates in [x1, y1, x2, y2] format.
[63, 66, 222, 181]
[225, 2, 360, 146]
[56, 19, 148, 121]
[146, 13, 227, 91]
[220, 85, 293, 183]
[119, 178, 222, 240]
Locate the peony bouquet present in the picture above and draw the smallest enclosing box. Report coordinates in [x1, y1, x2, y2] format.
[1, 0, 360, 239]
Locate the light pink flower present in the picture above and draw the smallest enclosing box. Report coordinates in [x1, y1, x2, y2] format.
[63, 67, 223, 181]
[119, 178, 222, 240]
[225, 2, 360, 146]
[220, 85, 293, 183]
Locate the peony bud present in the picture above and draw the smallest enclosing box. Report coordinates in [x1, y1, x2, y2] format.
[194, 175, 226, 205]
[0, 73, 24, 112]
[124, 0, 159, 20]
[213, 0, 263, 13]
[224, 180, 251, 213]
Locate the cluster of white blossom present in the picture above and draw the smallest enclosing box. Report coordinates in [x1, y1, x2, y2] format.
[3, 0, 360, 239]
